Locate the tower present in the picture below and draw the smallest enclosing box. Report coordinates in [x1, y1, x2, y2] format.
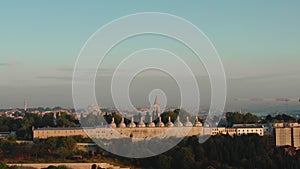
[53, 112, 57, 126]
[24, 99, 27, 113]
[152, 96, 161, 119]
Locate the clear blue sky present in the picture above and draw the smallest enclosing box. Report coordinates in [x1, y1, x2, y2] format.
[0, 1, 300, 111]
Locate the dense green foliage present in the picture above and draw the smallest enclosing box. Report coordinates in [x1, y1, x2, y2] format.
[0, 136, 96, 162]
[1, 134, 300, 169]
[262, 114, 296, 123]
[226, 112, 258, 126]
[0, 112, 79, 140]
[0, 137, 64, 161]
[131, 135, 300, 169]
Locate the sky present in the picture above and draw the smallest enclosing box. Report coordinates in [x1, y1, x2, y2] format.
[0, 1, 300, 112]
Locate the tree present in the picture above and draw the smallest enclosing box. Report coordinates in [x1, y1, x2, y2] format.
[264, 114, 296, 123]
[226, 112, 258, 125]
[57, 112, 77, 127]
[244, 113, 258, 123]
[42, 113, 55, 127]
[158, 155, 172, 169]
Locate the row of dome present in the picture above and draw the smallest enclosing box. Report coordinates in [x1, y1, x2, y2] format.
[109, 116, 203, 128]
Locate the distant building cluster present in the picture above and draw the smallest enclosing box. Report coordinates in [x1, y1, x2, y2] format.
[0, 99, 74, 119]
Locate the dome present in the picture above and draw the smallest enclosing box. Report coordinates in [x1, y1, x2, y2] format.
[174, 116, 183, 127]
[148, 116, 156, 127]
[127, 117, 136, 128]
[166, 116, 174, 127]
[137, 117, 146, 128]
[184, 116, 193, 127]
[156, 116, 165, 127]
[194, 116, 202, 127]
[109, 117, 117, 128]
[118, 117, 126, 128]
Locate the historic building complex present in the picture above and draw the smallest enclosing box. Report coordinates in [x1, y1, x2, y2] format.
[33, 97, 265, 140]
[30, 97, 300, 150]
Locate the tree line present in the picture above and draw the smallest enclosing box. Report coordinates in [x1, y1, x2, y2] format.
[0, 112, 79, 140]
[1, 135, 300, 169]
[128, 135, 300, 169]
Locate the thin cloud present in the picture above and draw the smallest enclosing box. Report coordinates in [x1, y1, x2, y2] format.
[0, 62, 15, 67]
[58, 67, 111, 72]
[229, 71, 300, 81]
[36, 76, 72, 81]
[37, 75, 93, 82]
[57, 67, 133, 77]
[58, 67, 74, 72]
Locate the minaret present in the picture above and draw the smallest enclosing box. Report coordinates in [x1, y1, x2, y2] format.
[152, 96, 161, 119]
[53, 112, 57, 126]
[24, 99, 27, 112]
